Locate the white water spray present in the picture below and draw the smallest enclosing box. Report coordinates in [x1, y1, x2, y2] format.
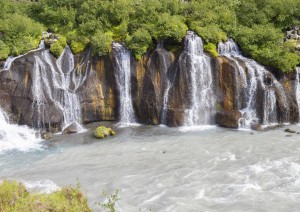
[183, 31, 215, 126]
[0, 108, 42, 154]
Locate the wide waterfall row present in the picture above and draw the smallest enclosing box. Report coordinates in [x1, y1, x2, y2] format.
[0, 31, 299, 135]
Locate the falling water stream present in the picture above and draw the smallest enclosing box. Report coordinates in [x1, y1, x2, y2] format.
[113, 43, 137, 127]
[182, 31, 215, 127]
[296, 67, 300, 118]
[32, 47, 85, 131]
[218, 39, 289, 128]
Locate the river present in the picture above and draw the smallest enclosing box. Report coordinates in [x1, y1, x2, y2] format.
[1, 123, 300, 211]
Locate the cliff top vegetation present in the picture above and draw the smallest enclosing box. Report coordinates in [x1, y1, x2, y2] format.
[0, 0, 299, 72]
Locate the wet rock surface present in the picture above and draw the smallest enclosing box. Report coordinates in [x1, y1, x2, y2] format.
[216, 110, 241, 129]
[0, 34, 300, 131]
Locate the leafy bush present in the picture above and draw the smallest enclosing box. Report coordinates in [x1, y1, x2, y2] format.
[91, 31, 113, 56]
[1, 0, 300, 72]
[126, 29, 152, 60]
[0, 13, 43, 56]
[100, 190, 120, 212]
[0, 180, 91, 211]
[50, 35, 67, 58]
[0, 41, 10, 60]
[204, 43, 218, 57]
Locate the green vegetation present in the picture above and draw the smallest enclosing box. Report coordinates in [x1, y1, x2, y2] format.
[204, 43, 218, 57]
[0, 180, 91, 211]
[49, 35, 67, 58]
[94, 126, 116, 139]
[0, 180, 121, 211]
[0, 0, 300, 72]
[99, 190, 120, 212]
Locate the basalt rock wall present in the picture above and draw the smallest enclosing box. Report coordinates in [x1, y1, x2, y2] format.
[0, 36, 299, 132]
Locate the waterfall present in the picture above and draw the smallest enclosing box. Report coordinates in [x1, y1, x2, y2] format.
[2, 40, 45, 71]
[218, 39, 289, 127]
[0, 108, 42, 154]
[31, 47, 86, 132]
[113, 43, 137, 126]
[296, 67, 300, 119]
[182, 31, 215, 126]
[159, 45, 172, 125]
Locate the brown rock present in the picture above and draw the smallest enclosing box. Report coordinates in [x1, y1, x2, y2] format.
[216, 110, 241, 129]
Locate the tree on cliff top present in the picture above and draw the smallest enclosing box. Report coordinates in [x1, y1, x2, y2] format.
[0, 0, 299, 72]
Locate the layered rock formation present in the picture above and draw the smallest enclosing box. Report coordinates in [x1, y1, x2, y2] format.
[0, 31, 299, 132]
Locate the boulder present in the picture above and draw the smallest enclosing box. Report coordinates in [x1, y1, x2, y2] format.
[284, 128, 296, 133]
[62, 122, 81, 134]
[94, 126, 116, 139]
[250, 123, 263, 131]
[41, 132, 54, 140]
[216, 110, 241, 129]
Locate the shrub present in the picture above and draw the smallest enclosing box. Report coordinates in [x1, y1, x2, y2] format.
[126, 29, 152, 60]
[204, 43, 218, 57]
[50, 35, 67, 58]
[91, 31, 113, 56]
[0, 41, 10, 60]
[0, 180, 91, 211]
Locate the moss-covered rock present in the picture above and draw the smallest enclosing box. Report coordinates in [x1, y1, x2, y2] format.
[94, 126, 116, 139]
[0, 180, 91, 211]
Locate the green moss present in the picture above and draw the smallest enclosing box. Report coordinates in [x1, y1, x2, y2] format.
[0, 180, 91, 211]
[49, 35, 67, 58]
[94, 126, 116, 139]
[204, 43, 218, 57]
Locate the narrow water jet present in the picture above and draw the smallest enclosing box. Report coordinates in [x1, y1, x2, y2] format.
[296, 67, 300, 119]
[112, 43, 137, 127]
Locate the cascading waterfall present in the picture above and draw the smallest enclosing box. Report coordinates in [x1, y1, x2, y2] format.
[218, 39, 289, 127]
[0, 108, 42, 154]
[296, 67, 300, 119]
[183, 31, 215, 126]
[113, 43, 137, 126]
[31, 46, 86, 132]
[159, 46, 172, 125]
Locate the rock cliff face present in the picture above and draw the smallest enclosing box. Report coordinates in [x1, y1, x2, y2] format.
[0, 32, 299, 132]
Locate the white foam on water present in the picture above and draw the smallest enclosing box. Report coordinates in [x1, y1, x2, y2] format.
[116, 122, 141, 128]
[22, 179, 60, 194]
[0, 108, 43, 154]
[179, 125, 217, 132]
